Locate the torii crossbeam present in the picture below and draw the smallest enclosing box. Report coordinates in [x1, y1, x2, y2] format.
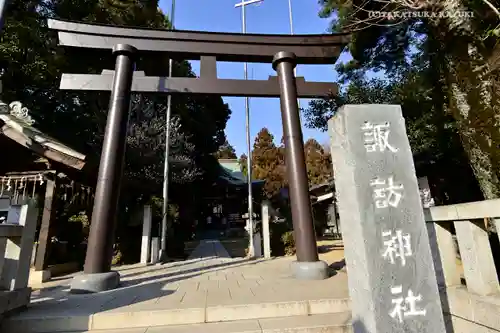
[48, 19, 348, 97]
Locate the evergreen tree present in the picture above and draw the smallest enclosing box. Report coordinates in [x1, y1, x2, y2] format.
[215, 138, 237, 159]
[239, 154, 248, 176]
[304, 138, 332, 186]
[0, 0, 235, 261]
[304, 69, 482, 204]
[0, 0, 231, 197]
[316, 0, 500, 199]
[251, 128, 286, 197]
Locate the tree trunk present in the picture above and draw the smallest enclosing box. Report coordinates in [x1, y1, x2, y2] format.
[436, 0, 500, 199]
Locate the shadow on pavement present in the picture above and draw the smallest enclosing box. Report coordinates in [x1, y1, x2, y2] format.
[120, 257, 255, 287]
[352, 318, 368, 333]
[318, 244, 344, 253]
[329, 259, 346, 272]
[20, 256, 263, 319]
[119, 257, 212, 279]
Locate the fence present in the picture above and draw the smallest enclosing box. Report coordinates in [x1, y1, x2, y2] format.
[425, 199, 500, 295]
[425, 199, 500, 332]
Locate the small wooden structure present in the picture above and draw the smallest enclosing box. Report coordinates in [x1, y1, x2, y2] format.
[0, 104, 94, 282]
[309, 180, 340, 238]
[201, 159, 264, 233]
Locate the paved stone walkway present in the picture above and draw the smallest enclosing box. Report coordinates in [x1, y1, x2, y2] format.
[3, 239, 350, 332]
[188, 239, 231, 259]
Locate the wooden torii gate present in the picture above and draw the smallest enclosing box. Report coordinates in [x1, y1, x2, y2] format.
[48, 18, 350, 293]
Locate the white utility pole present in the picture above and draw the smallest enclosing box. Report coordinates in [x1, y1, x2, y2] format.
[287, 0, 294, 35]
[0, 0, 8, 32]
[287, 0, 300, 109]
[234, 0, 262, 257]
[160, 0, 176, 262]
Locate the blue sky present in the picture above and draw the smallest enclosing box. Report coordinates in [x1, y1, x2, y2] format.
[158, 0, 349, 156]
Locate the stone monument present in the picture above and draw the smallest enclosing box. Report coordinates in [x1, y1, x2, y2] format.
[329, 105, 446, 333]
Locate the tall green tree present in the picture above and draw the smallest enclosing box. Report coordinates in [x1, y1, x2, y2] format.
[239, 153, 248, 176]
[304, 138, 332, 186]
[0, 0, 231, 198]
[0, 1, 233, 261]
[316, 0, 500, 199]
[215, 138, 237, 159]
[251, 128, 286, 197]
[304, 73, 482, 203]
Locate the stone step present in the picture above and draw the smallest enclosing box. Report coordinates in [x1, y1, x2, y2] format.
[21, 313, 353, 333]
[1, 298, 350, 333]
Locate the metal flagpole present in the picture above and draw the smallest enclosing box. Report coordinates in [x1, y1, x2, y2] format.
[287, 0, 300, 110]
[160, 0, 176, 262]
[234, 0, 262, 257]
[0, 0, 8, 33]
[0, 0, 9, 106]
